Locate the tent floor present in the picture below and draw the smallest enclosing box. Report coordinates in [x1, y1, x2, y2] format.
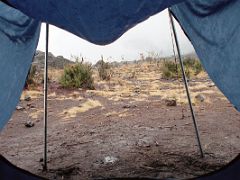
[1, 77, 240, 179]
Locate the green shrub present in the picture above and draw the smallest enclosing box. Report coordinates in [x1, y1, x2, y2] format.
[96, 59, 111, 80]
[26, 64, 37, 87]
[161, 61, 179, 79]
[194, 60, 204, 75]
[183, 58, 204, 75]
[60, 63, 94, 89]
[161, 58, 204, 79]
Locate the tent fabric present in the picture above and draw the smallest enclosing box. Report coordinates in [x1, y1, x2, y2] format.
[7, 0, 185, 45]
[196, 154, 240, 180]
[0, 2, 40, 130]
[171, 0, 240, 111]
[0, 155, 45, 180]
[0, 0, 239, 178]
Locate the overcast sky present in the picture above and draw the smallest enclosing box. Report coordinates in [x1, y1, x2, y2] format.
[37, 10, 194, 64]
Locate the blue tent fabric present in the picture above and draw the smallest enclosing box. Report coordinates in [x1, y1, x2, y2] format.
[196, 154, 240, 180]
[7, 0, 184, 45]
[0, 0, 240, 179]
[0, 155, 45, 180]
[171, 0, 240, 111]
[0, 2, 40, 130]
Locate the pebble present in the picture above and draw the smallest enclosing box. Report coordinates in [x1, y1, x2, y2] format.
[165, 99, 177, 106]
[195, 94, 205, 102]
[122, 104, 137, 109]
[104, 156, 118, 164]
[24, 96, 31, 101]
[16, 106, 24, 110]
[24, 121, 34, 128]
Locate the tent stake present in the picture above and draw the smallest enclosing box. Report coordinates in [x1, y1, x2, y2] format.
[43, 23, 49, 171]
[168, 9, 204, 158]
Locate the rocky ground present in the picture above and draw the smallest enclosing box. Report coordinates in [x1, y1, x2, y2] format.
[0, 62, 240, 179]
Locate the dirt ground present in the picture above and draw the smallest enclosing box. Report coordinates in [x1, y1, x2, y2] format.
[1, 63, 240, 179]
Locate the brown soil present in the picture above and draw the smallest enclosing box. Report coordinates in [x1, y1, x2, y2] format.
[1, 63, 240, 179]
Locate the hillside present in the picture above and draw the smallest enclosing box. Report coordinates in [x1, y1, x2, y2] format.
[32, 50, 75, 69]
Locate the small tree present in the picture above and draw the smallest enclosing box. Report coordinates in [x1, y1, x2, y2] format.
[60, 62, 94, 89]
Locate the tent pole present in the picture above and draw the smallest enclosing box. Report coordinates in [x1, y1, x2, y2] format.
[168, 9, 204, 158]
[43, 23, 49, 171]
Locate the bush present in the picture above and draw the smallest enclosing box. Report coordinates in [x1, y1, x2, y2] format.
[96, 59, 111, 80]
[60, 63, 94, 89]
[161, 61, 179, 79]
[183, 58, 204, 75]
[161, 58, 204, 79]
[25, 64, 37, 88]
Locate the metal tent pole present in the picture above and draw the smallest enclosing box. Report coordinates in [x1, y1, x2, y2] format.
[43, 23, 49, 171]
[168, 9, 204, 158]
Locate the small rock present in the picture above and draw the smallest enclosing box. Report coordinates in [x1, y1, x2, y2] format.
[122, 104, 130, 108]
[24, 121, 34, 128]
[104, 156, 118, 164]
[208, 83, 215, 87]
[137, 137, 154, 147]
[195, 94, 205, 102]
[165, 99, 177, 107]
[16, 106, 24, 110]
[105, 114, 112, 117]
[39, 158, 43, 162]
[94, 159, 104, 166]
[24, 96, 31, 101]
[134, 87, 141, 93]
[122, 104, 137, 109]
[27, 103, 35, 108]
